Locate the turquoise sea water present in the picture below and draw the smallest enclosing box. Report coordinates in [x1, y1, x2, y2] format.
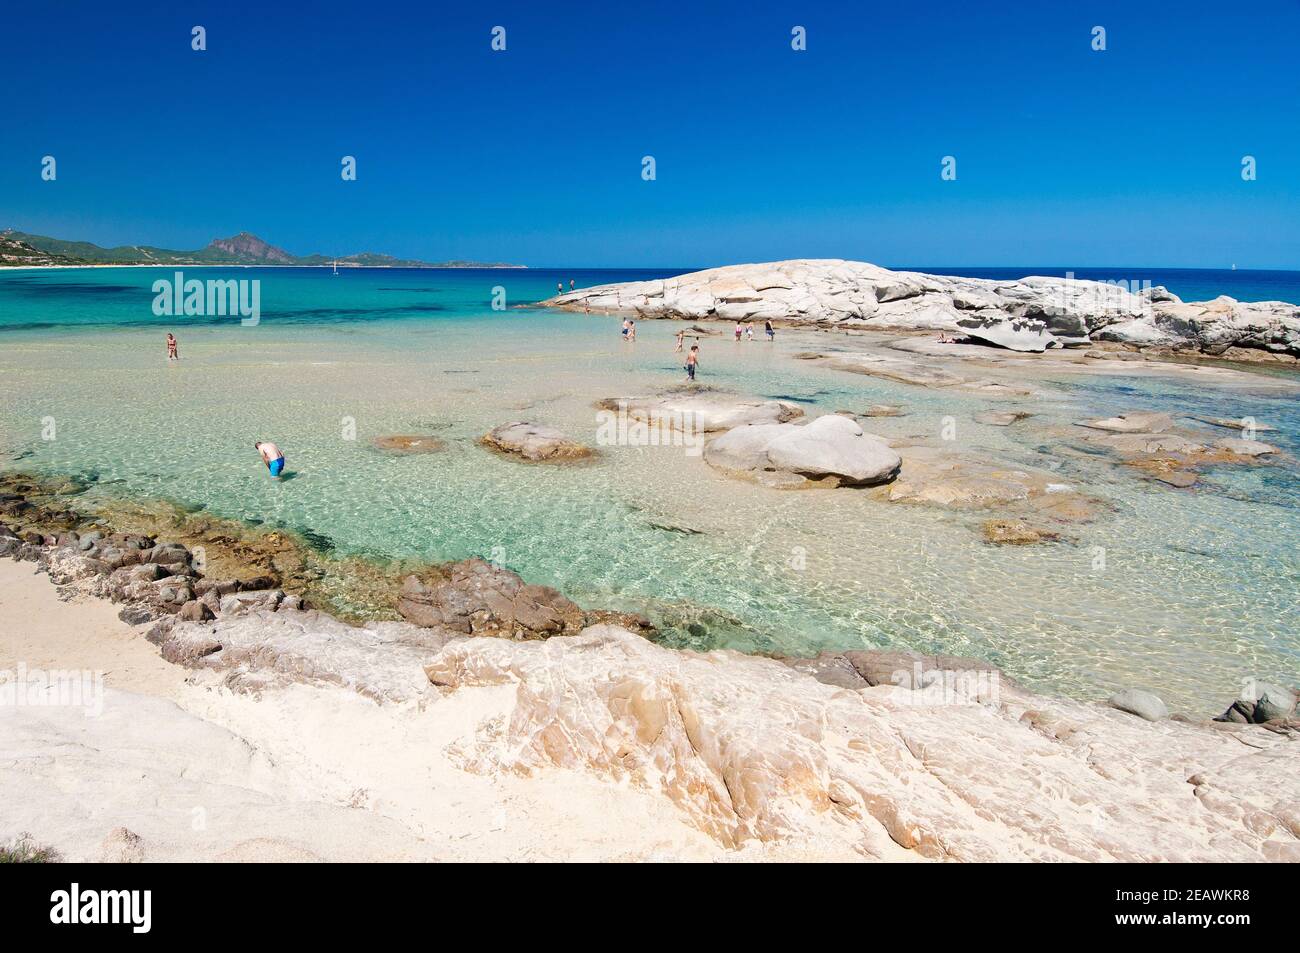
[1, 266, 1297, 712]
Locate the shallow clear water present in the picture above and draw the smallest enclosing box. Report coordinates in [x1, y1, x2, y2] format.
[1, 266, 1297, 713]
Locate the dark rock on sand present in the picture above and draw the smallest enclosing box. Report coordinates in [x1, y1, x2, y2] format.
[118, 605, 157, 626]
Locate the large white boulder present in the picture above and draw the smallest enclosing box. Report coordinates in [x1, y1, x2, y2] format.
[705, 414, 901, 487]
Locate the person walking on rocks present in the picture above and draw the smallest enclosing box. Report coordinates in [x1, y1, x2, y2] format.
[166, 332, 178, 361]
[255, 440, 286, 480]
[685, 344, 700, 382]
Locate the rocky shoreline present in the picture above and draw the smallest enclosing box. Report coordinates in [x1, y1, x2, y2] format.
[3, 467, 1299, 859]
[544, 259, 1300, 363]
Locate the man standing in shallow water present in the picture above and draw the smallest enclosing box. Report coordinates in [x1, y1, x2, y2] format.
[685, 344, 700, 381]
[254, 440, 285, 479]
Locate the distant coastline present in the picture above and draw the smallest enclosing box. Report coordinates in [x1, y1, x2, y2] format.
[0, 227, 524, 270]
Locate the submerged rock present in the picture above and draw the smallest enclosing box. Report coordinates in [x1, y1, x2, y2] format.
[885, 445, 1099, 526]
[480, 422, 593, 461]
[1078, 412, 1175, 434]
[1189, 414, 1277, 433]
[370, 434, 447, 454]
[974, 410, 1033, 427]
[981, 518, 1059, 545]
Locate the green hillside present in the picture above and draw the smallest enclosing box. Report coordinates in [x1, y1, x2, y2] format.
[0, 229, 524, 268]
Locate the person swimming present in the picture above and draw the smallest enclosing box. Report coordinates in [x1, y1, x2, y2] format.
[254, 440, 285, 479]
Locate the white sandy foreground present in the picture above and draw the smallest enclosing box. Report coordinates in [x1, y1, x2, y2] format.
[0, 562, 847, 861]
[2, 558, 1297, 862]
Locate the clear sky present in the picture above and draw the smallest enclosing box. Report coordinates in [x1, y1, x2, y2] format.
[2, 0, 1297, 268]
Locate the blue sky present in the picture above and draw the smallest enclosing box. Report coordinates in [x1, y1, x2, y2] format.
[2, 0, 1297, 268]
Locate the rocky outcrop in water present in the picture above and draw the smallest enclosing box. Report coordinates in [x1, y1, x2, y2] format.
[1073, 415, 1284, 488]
[597, 394, 804, 432]
[704, 415, 901, 488]
[396, 557, 651, 639]
[480, 422, 593, 461]
[548, 260, 1300, 360]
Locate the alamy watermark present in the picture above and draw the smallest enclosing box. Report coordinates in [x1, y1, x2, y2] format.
[152, 271, 261, 325]
[889, 663, 1001, 707]
[595, 400, 705, 456]
[0, 663, 104, 718]
[1055, 271, 1154, 318]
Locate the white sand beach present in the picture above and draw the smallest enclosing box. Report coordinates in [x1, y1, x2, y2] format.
[0, 560, 856, 862]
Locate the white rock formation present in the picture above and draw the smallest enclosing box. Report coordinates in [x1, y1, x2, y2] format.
[481, 422, 593, 461]
[704, 414, 902, 487]
[425, 625, 1300, 860]
[604, 394, 804, 432]
[547, 260, 1300, 358]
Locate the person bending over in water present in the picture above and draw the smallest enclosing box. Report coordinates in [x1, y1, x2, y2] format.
[166, 333, 178, 360]
[685, 344, 700, 381]
[255, 440, 286, 479]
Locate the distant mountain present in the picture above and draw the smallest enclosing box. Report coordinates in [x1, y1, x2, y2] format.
[0, 229, 525, 269]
